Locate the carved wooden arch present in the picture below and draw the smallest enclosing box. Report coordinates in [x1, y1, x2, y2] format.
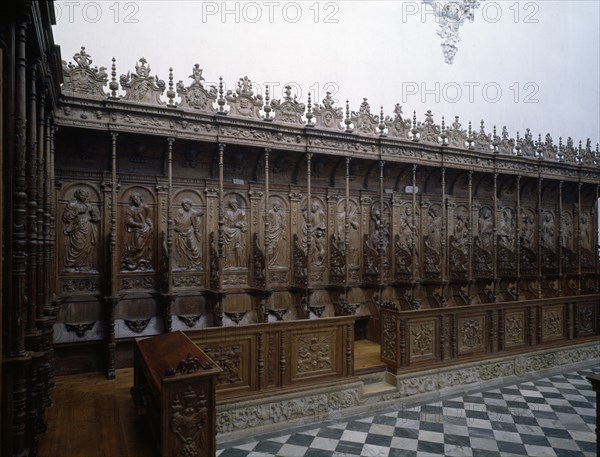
[362, 161, 380, 190]
[448, 169, 470, 196]
[497, 174, 517, 199]
[541, 179, 560, 201]
[328, 156, 346, 188]
[473, 172, 493, 198]
[421, 167, 442, 195]
[291, 153, 307, 185]
[120, 185, 158, 205]
[393, 163, 413, 193]
[519, 177, 538, 201]
[172, 188, 205, 207]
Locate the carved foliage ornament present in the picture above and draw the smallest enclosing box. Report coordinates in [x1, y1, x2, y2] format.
[120, 57, 165, 105]
[176, 64, 218, 111]
[170, 386, 208, 457]
[298, 335, 333, 373]
[62, 46, 108, 97]
[271, 85, 306, 125]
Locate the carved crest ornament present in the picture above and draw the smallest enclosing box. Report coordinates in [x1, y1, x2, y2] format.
[60, 47, 600, 165]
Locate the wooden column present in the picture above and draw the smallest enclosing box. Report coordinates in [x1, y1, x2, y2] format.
[558, 181, 563, 280]
[217, 143, 225, 286]
[412, 164, 419, 282]
[107, 131, 119, 379]
[468, 171, 474, 292]
[36, 88, 46, 319]
[516, 175, 521, 298]
[537, 176, 543, 298]
[264, 148, 270, 288]
[306, 152, 313, 309]
[26, 61, 39, 335]
[492, 172, 498, 301]
[577, 182, 582, 295]
[379, 160, 385, 287]
[164, 137, 175, 332]
[345, 157, 351, 290]
[443, 171, 450, 283]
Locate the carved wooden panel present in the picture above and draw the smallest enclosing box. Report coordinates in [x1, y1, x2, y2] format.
[504, 311, 526, 348]
[541, 305, 565, 342]
[457, 315, 487, 355]
[290, 330, 338, 381]
[203, 336, 254, 396]
[576, 302, 596, 337]
[407, 319, 439, 364]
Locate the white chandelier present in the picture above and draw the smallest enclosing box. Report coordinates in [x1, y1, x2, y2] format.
[422, 0, 482, 64]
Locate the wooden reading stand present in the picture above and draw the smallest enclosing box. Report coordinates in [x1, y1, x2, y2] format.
[132, 331, 222, 457]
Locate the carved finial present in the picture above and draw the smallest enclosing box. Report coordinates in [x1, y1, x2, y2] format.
[558, 137, 564, 161]
[345, 100, 353, 132]
[411, 110, 419, 142]
[596, 143, 600, 165]
[492, 125, 499, 153]
[479, 120, 485, 135]
[440, 116, 448, 146]
[217, 76, 226, 114]
[515, 131, 522, 156]
[536, 133, 543, 159]
[378, 106, 386, 136]
[306, 91, 314, 127]
[263, 84, 272, 121]
[167, 67, 175, 107]
[467, 121, 474, 150]
[576, 139, 583, 164]
[109, 57, 118, 98]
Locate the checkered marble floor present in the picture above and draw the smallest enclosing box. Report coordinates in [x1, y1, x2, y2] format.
[217, 368, 599, 457]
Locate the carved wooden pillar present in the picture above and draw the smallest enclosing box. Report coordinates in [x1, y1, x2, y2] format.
[264, 148, 270, 290]
[48, 119, 57, 298]
[36, 88, 46, 319]
[378, 160, 385, 286]
[345, 157, 351, 288]
[492, 172, 498, 301]
[537, 177, 543, 298]
[558, 181, 564, 281]
[596, 185, 599, 289]
[26, 61, 39, 336]
[217, 143, 225, 286]
[163, 137, 175, 332]
[577, 182, 582, 295]
[305, 152, 313, 310]
[106, 131, 119, 379]
[516, 176, 521, 298]
[468, 171, 474, 294]
[415, 165, 421, 282]
[443, 173, 450, 284]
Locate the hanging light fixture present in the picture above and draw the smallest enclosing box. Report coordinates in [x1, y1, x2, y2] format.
[422, 0, 482, 64]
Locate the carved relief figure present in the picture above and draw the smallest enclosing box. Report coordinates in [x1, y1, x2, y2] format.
[542, 211, 555, 251]
[399, 204, 414, 249]
[223, 199, 248, 268]
[336, 201, 360, 267]
[425, 205, 441, 253]
[369, 207, 390, 252]
[174, 198, 203, 269]
[450, 206, 469, 272]
[266, 201, 287, 267]
[580, 213, 591, 250]
[498, 208, 515, 251]
[561, 211, 573, 250]
[477, 206, 493, 250]
[122, 192, 154, 271]
[303, 202, 326, 267]
[62, 188, 101, 271]
[521, 209, 536, 250]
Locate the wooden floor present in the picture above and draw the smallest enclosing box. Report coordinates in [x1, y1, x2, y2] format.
[39, 341, 383, 457]
[39, 368, 157, 457]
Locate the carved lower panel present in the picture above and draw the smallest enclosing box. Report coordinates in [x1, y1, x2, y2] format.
[203, 344, 245, 387]
[121, 276, 154, 290]
[541, 305, 565, 342]
[291, 332, 336, 380]
[170, 385, 209, 457]
[457, 315, 487, 355]
[408, 319, 438, 363]
[576, 303, 595, 337]
[173, 274, 205, 288]
[504, 311, 526, 348]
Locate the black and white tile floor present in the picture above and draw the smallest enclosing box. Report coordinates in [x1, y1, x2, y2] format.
[218, 368, 599, 456]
